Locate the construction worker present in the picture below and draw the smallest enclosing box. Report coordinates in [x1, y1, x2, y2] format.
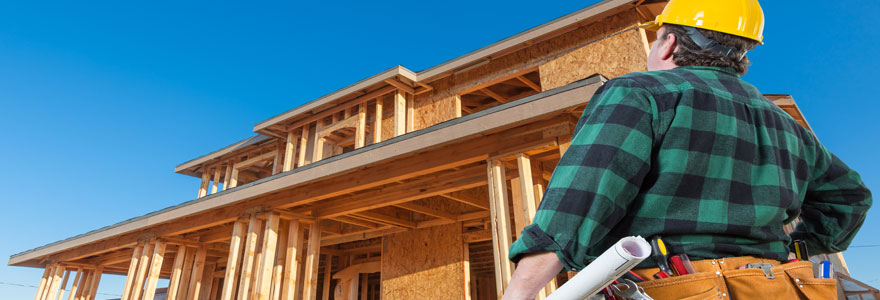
[503, 0, 872, 299]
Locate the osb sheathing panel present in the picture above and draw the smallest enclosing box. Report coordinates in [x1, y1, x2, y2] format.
[414, 95, 460, 131]
[422, 9, 641, 106]
[382, 224, 465, 300]
[539, 28, 648, 90]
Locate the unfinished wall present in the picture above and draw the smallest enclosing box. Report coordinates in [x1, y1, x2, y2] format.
[422, 9, 642, 104]
[413, 95, 460, 131]
[538, 28, 649, 90]
[382, 223, 465, 300]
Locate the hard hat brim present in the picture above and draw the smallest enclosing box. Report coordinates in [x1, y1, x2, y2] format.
[639, 21, 662, 32]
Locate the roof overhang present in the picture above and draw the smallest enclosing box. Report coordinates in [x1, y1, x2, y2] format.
[174, 134, 273, 176]
[9, 76, 606, 267]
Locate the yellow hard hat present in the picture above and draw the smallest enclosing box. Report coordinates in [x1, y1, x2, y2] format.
[640, 0, 765, 44]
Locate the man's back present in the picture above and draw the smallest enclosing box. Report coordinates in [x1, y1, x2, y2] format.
[509, 66, 871, 269]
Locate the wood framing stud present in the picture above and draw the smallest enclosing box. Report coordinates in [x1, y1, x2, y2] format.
[220, 220, 247, 300]
[393, 90, 406, 137]
[302, 222, 322, 300]
[142, 240, 167, 300]
[487, 159, 514, 296]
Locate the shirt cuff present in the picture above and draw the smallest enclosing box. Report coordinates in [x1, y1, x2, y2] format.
[509, 224, 583, 272]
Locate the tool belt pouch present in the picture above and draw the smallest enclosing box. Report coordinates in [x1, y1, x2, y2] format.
[637, 272, 724, 300]
[722, 261, 836, 299]
[637, 261, 837, 299]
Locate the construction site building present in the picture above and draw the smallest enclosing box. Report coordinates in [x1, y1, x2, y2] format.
[8, 0, 861, 299]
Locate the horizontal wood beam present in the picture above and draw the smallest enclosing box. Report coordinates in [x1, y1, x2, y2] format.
[351, 212, 417, 229]
[234, 150, 279, 170]
[283, 85, 397, 132]
[393, 202, 457, 221]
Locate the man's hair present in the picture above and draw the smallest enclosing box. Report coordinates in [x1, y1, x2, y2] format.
[661, 24, 759, 74]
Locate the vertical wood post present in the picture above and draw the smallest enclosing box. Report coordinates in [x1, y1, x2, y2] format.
[270, 221, 290, 300]
[346, 274, 358, 300]
[142, 241, 167, 300]
[120, 243, 144, 300]
[130, 241, 155, 300]
[229, 166, 240, 189]
[211, 166, 222, 194]
[510, 177, 526, 238]
[198, 170, 210, 198]
[54, 269, 71, 300]
[321, 255, 332, 300]
[256, 213, 281, 300]
[222, 161, 234, 191]
[557, 136, 571, 157]
[34, 265, 52, 300]
[71, 269, 88, 300]
[516, 153, 538, 228]
[372, 99, 383, 144]
[176, 246, 197, 299]
[405, 93, 414, 133]
[463, 243, 472, 300]
[221, 220, 248, 300]
[297, 125, 309, 167]
[75, 270, 95, 300]
[198, 262, 217, 300]
[487, 159, 514, 296]
[355, 103, 366, 149]
[65, 268, 82, 300]
[393, 90, 406, 137]
[302, 222, 322, 300]
[86, 266, 103, 300]
[187, 245, 209, 300]
[454, 95, 463, 118]
[281, 221, 303, 300]
[283, 131, 296, 172]
[273, 142, 284, 175]
[166, 245, 187, 300]
[311, 122, 324, 163]
[238, 216, 262, 300]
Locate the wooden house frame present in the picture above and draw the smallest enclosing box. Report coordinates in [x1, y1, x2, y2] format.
[9, 1, 845, 299]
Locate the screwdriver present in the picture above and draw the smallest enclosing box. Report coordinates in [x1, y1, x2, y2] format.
[650, 236, 674, 278]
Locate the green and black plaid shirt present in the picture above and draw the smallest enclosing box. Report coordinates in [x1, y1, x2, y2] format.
[509, 66, 872, 271]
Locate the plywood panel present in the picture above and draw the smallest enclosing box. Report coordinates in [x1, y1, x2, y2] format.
[423, 10, 639, 103]
[413, 95, 462, 131]
[538, 28, 648, 90]
[381, 224, 464, 300]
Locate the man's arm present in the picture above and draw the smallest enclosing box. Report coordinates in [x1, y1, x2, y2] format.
[502, 252, 563, 300]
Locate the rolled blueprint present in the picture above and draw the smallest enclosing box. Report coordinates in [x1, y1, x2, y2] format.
[547, 236, 652, 300]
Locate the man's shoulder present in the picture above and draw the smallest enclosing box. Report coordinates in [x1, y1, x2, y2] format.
[610, 70, 690, 91]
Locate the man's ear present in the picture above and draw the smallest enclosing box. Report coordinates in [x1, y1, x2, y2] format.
[661, 33, 677, 61]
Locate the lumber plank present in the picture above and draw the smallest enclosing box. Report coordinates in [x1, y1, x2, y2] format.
[270, 221, 289, 300]
[296, 125, 308, 167]
[65, 268, 82, 300]
[235, 150, 279, 170]
[302, 222, 322, 300]
[355, 103, 366, 149]
[281, 221, 303, 300]
[517, 76, 541, 92]
[72, 269, 89, 300]
[273, 143, 283, 175]
[405, 93, 414, 133]
[220, 220, 247, 300]
[142, 241, 167, 300]
[197, 262, 217, 300]
[238, 216, 262, 300]
[329, 216, 379, 229]
[372, 100, 382, 144]
[34, 265, 52, 300]
[440, 193, 490, 211]
[229, 167, 240, 189]
[312, 120, 324, 164]
[187, 245, 209, 300]
[463, 244, 471, 300]
[393, 202, 456, 221]
[352, 212, 416, 229]
[130, 241, 154, 300]
[212, 166, 222, 194]
[176, 245, 197, 299]
[393, 90, 405, 137]
[256, 213, 281, 300]
[383, 78, 414, 95]
[283, 131, 296, 172]
[198, 170, 210, 198]
[166, 245, 187, 300]
[55, 269, 71, 300]
[322, 254, 332, 300]
[516, 153, 538, 227]
[223, 161, 233, 191]
[510, 177, 526, 238]
[487, 159, 514, 295]
[75, 270, 91, 300]
[480, 88, 507, 103]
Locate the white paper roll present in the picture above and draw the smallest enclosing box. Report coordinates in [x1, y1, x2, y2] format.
[547, 236, 652, 300]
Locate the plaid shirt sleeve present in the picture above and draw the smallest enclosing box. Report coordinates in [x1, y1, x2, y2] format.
[790, 141, 873, 254]
[508, 78, 657, 271]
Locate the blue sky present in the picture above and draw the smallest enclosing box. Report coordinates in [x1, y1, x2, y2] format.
[1, 0, 878, 298]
